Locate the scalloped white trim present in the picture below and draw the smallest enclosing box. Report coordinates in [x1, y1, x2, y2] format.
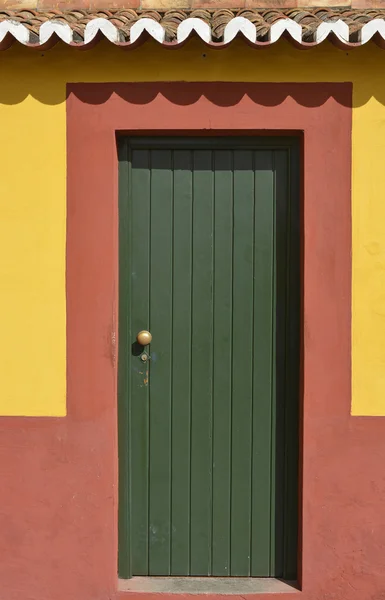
[0, 20, 30, 44]
[130, 18, 165, 43]
[224, 17, 257, 44]
[270, 19, 302, 44]
[84, 18, 120, 44]
[1, 15, 385, 48]
[315, 19, 349, 44]
[177, 18, 211, 43]
[40, 20, 73, 44]
[360, 18, 385, 44]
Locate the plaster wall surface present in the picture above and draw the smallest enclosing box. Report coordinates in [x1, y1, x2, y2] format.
[0, 40, 385, 600]
[0, 40, 383, 417]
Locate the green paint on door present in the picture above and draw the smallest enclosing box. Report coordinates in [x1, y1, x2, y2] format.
[118, 137, 300, 580]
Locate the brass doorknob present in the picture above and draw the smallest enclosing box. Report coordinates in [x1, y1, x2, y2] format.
[136, 330, 152, 346]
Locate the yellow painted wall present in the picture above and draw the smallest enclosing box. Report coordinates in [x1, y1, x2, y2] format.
[0, 39, 384, 416]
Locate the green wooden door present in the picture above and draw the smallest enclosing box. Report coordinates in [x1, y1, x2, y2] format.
[118, 137, 300, 580]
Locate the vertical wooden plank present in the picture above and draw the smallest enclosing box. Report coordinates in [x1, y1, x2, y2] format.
[283, 143, 300, 580]
[211, 150, 233, 576]
[148, 149, 173, 575]
[250, 150, 274, 576]
[171, 150, 193, 575]
[230, 150, 254, 576]
[118, 139, 131, 579]
[270, 150, 288, 578]
[190, 150, 214, 576]
[129, 148, 151, 575]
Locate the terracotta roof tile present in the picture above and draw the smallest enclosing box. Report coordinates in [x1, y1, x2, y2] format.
[2, 7, 385, 48]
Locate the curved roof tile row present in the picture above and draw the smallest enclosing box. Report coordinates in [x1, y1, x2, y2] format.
[1, 8, 385, 49]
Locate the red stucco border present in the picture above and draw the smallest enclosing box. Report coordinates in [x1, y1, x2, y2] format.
[67, 81, 353, 599]
[1, 82, 384, 600]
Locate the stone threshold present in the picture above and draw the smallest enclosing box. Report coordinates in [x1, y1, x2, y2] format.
[118, 577, 300, 595]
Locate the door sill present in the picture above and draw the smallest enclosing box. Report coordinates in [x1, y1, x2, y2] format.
[118, 577, 299, 595]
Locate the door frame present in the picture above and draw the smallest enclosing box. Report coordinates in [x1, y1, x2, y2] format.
[117, 135, 301, 581]
[66, 81, 352, 598]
